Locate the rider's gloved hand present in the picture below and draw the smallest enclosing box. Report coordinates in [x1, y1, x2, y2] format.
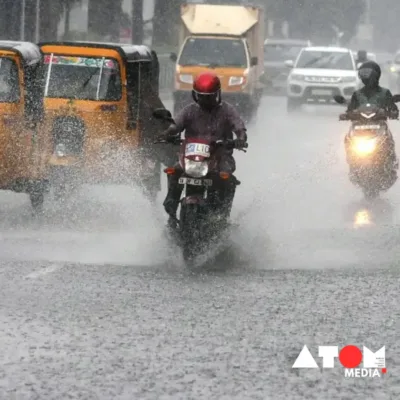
[157, 133, 180, 143]
[390, 110, 399, 119]
[339, 113, 348, 120]
[156, 129, 173, 142]
[156, 133, 168, 142]
[234, 139, 247, 150]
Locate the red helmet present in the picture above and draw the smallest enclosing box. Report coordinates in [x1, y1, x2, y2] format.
[192, 72, 221, 109]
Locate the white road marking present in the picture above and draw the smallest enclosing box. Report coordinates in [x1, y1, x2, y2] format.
[25, 263, 64, 279]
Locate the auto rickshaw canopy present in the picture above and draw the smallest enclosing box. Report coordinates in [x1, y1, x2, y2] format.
[38, 41, 153, 63]
[0, 41, 42, 66]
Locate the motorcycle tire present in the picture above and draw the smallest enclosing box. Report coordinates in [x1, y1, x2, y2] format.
[180, 203, 203, 262]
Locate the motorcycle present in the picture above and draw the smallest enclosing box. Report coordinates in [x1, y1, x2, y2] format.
[334, 94, 400, 200]
[152, 108, 248, 262]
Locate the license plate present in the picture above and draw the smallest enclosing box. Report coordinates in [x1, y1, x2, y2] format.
[179, 177, 212, 186]
[311, 89, 332, 96]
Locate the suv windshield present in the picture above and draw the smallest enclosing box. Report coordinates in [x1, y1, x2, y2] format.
[0, 57, 19, 103]
[43, 54, 122, 101]
[264, 44, 305, 62]
[178, 38, 247, 67]
[296, 51, 354, 70]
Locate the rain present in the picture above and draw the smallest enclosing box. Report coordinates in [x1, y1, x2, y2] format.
[0, 0, 399, 398]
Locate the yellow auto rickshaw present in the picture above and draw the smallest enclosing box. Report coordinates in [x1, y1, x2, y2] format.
[0, 41, 50, 211]
[38, 41, 171, 201]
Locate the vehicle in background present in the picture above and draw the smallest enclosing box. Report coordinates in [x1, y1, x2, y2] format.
[263, 38, 311, 95]
[0, 41, 49, 211]
[285, 46, 361, 112]
[352, 51, 377, 67]
[387, 50, 400, 92]
[39, 41, 167, 203]
[169, 2, 264, 121]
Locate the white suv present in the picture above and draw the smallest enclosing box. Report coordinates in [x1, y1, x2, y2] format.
[285, 46, 361, 112]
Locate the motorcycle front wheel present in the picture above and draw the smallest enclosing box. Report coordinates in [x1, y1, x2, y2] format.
[180, 203, 204, 262]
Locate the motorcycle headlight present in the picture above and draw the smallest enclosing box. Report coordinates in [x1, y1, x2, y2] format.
[352, 137, 377, 155]
[184, 158, 208, 178]
[55, 143, 66, 157]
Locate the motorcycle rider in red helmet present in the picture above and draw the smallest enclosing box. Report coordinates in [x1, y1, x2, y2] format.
[158, 71, 248, 227]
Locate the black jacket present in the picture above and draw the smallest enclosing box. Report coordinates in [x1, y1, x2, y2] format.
[347, 86, 399, 113]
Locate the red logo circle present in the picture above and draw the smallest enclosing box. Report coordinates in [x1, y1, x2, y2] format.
[339, 345, 362, 368]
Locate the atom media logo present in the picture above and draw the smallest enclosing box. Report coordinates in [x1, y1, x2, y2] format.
[292, 345, 386, 378]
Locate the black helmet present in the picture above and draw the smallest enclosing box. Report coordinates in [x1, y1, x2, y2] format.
[357, 50, 368, 62]
[358, 61, 381, 88]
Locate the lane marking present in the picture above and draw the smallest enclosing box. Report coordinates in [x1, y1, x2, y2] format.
[25, 263, 64, 279]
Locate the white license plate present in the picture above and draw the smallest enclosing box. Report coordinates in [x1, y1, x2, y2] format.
[311, 89, 332, 96]
[179, 177, 212, 186]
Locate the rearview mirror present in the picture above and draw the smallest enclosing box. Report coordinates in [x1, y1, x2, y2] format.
[250, 56, 258, 66]
[333, 95, 347, 105]
[393, 94, 400, 103]
[170, 52, 177, 62]
[153, 108, 173, 120]
[284, 60, 294, 68]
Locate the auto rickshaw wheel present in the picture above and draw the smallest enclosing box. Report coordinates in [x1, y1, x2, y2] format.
[29, 191, 44, 212]
[53, 184, 68, 201]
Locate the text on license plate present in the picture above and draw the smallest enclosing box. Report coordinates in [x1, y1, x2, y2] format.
[179, 177, 212, 186]
[312, 89, 332, 96]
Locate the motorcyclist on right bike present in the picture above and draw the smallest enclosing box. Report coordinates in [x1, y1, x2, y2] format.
[341, 61, 399, 184]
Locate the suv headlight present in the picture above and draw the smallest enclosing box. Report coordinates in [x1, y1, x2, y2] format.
[184, 159, 208, 178]
[289, 74, 304, 81]
[179, 74, 193, 84]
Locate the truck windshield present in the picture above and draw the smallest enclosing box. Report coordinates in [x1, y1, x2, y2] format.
[296, 51, 354, 70]
[178, 38, 247, 68]
[264, 44, 305, 62]
[0, 57, 19, 103]
[43, 54, 122, 101]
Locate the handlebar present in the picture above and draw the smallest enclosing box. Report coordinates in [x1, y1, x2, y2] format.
[339, 109, 398, 121]
[154, 137, 248, 151]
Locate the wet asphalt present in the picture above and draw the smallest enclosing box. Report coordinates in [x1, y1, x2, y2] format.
[0, 96, 399, 399]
